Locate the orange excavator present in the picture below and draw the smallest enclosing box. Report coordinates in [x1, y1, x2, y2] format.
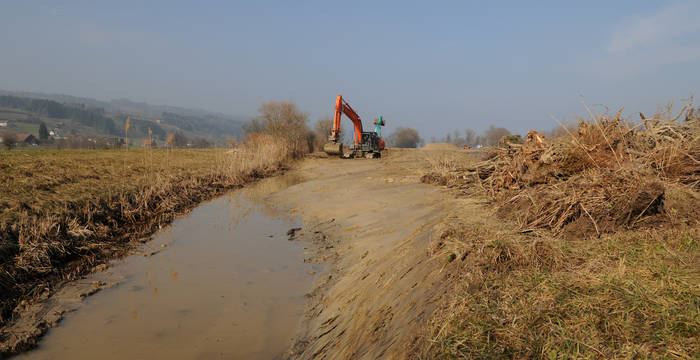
[323, 94, 385, 158]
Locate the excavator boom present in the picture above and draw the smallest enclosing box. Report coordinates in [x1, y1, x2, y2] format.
[330, 95, 363, 145]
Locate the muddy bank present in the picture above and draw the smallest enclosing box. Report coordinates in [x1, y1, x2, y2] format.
[0, 164, 293, 356]
[7, 172, 316, 359]
[267, 149, 486, 359]
[0, 142, 293, 334]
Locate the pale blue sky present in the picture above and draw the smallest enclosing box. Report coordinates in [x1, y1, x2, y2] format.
[2, 1, 699, 138]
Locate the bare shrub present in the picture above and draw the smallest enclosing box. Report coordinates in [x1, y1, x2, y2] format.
[244, 101, 313, 157]
[190, 138, 211, 148]
[1, 132, 16, 150]
[389, 127, 422, 148]
[172, 132, 189, 148]
[313, 117, 333, 151]
[484, 125, 511, 146]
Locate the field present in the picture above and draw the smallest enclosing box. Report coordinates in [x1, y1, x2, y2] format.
[0, 136, 295, 337]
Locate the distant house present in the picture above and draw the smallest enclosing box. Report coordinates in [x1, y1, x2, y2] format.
[142, 138, 157, 148]
[0, 122, 7, 128]
[14, 133, 39, 146]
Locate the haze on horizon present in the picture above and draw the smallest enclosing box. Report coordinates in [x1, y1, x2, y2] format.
[2, 1, 699, 139]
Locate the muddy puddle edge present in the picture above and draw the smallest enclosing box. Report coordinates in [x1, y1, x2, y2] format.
[0, 167, 305, 357]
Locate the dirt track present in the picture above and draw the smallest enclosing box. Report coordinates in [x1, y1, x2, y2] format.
[269, 148, 489, 359]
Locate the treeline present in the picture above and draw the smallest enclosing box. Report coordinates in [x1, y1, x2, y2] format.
[431, 125, 512, 147]
[162, 112, 241, 138]
[0, 95, 118, 135]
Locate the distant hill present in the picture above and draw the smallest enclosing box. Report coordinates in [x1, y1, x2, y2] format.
[0, 90, 246, 144]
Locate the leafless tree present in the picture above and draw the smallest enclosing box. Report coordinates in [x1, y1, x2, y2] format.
[245, 101, 313, 155]
[389, 127, 422, 148]
[452, 129, 467, 147]
[172, 132, 189, 148]
[313, 117, 333, 150]
[484, 125, 511, 146]
[1, 132, 16, 150]
[464, 129, 476, 146]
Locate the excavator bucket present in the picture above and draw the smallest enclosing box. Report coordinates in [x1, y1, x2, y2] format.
[323, 142, 343, 155]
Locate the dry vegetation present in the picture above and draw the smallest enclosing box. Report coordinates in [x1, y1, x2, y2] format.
[389, 127, 423, 148]
[424, 224, 698, 359]
[421, 104, 699, 358]
[425, 103, 699, 234]
[0, 135, 298, 332]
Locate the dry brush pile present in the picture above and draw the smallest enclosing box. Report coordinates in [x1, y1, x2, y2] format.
[424, 104, 700, 235]
[420, 104, 699, 358]
[0, 134, 297, 331]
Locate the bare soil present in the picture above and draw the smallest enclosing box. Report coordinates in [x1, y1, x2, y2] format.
[267, 148, 485, 359]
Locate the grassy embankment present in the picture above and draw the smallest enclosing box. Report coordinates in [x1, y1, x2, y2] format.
[0, 134, 294, 327]
[421, 105, 699, 358]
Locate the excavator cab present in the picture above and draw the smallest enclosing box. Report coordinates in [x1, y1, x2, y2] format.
[350, 132, 383, 158]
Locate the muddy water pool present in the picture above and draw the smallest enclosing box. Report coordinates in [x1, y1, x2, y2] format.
[18, 174, 315, 359]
